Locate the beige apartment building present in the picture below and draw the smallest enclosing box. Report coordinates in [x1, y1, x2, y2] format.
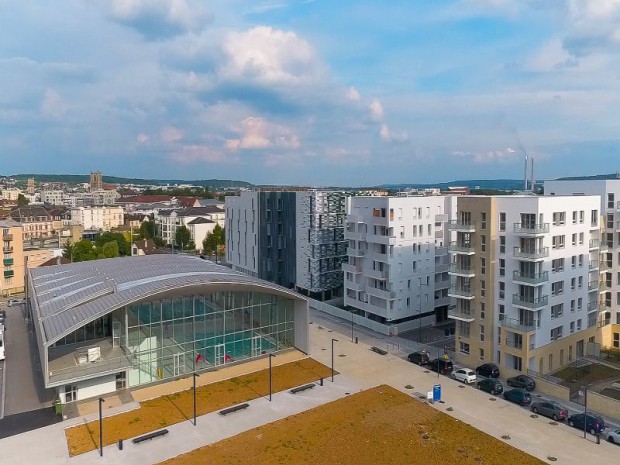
[449, 195, 601, 377]
[9, 206, 54, 241]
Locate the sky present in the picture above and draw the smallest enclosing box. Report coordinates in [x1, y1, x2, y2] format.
[1, 0, 619, 186]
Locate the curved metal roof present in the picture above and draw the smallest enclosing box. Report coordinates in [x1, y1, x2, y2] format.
[28, 254, 304, 345]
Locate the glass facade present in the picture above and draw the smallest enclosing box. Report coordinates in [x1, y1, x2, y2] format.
[122, 291, 296, 387]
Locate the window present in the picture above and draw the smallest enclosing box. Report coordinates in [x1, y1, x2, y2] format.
[571, 277, 576, 290]
[579, 254, 584, 267]
[499, 212, 506, 231]
[552, 235, 565, 249]
[499, 258, 505, 277]
[570, 322, 575, 333]
[459, 342, 470, 354]
[572, 233, 577, 246]
[552, 258, 564, 272]
[571, 256, 576, 269]
[579, 210, 584, 223]
[577, 319, 582, 330]
[481, 212, 487, 230]
[579, 232, 584, 245]
[553, 212, 565, 226]
[591, 209, 598, 227]
[499, 281, 505, 299]
[480, 302, 485, 319]
[552, 281, 564, 296]
[499, 236, 506, 254]
[480, 235, 486, 252]
[480, 280, 485, 297]
[578, 276, 583, 288]
[551, 304, 563, 318]
[609, 193, 615, 210]
[614, 332, 619, 349]
[572, 211, 577, 224]
[480, 257, 486, 275]
[570, 300, 575, 312]
[480, 325, 485, 342]
[498, 304, 505, 320]
[550, 326, 563, 341]
[479, 348, 485, 360]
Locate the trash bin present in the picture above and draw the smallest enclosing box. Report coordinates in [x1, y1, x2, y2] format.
[355, 337, 358, 344]
[54, 401, 62, 416]
[118, 439, 123, 450]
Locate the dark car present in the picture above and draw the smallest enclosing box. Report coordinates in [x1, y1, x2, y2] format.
[407, 351, 430, 366]
[530, 401, 568, 421]
[567, 413, 605, 435]
[503, 388, 532, 405]
[506, 374, 536, 391]
[429, 358, 453, 374]
[477, 378, 503, 395]
[475, 363, 500, 378]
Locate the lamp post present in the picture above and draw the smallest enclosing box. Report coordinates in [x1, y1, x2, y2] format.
[418, 277, 423, 343]
[331, 338, 338, 382]
[350, 310, 354, 342]
[581, 384, 590, 439]
[269, 353, 275, 401]
[193, 372, 200, 426]
[98, 397, 105, 457]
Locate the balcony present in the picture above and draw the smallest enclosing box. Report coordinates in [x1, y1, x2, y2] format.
[365, 233, 396, 246]
[501, 317, 535, 333]
[449, 286, 475, 299]
[513, 246, 549, 261]
[345, 231, 366, 241]
[448, 241, 475, 255]
[589, 261, 599, 270]
[599, 261, 612, 271]
[448, 306, 475, 322]
[347, 247, 365, 257]
[504, 339, 524, 350]
[512, 270, 548, 286]
[599, 241, 613, 251]
[434, 295, 451, 307]
[599, 282, 612, 292]
[587, 301, 598, 312]
[435, 246, 448, 256]
[2, 246, 13, 253]
[589, 239, 600, 250]
[367, 268, 388, 280]
[342, 263, 362, 274]
[448, 220, 476, 232]
[345, 279, 364, 291]
[512, 294, 548, 310]
[434, 278, 450, 291]
[346, 214, 364, 223]
[3, 258, 13, 266]
[513, 223, 549, 235]
[2, 234, 12, 241]
[366, 286, 396, 301]
[588, 281, 599, 291]
[449, 264, 475, 277]
[435, 262, 449, 273]
[366, 249, 389, 262]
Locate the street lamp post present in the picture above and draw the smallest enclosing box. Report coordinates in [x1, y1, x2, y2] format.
[350, 310, 354, 342]
[269, 353, 275, 401]
[331, 338, 338, 382]
[98, 397, 105, 457]
[582, 384, 589, 439]
[193, 372, 200, 426]
[418, 277, 423, 343]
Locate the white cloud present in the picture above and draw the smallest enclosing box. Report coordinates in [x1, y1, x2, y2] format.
[136, 133, 150, 144]
[171, 144, 225, 163]
[40, 89, 67, 118]
[346, 86, 361, 101]
[379, 123, 391, 141]
[161, 126, 184, 143]
[369, 98, 384, 121]
[220, 26, 323, 85]
[226, 116, 300, 150]
[453, 147, 518, 164]
[564, 0, 620, 56]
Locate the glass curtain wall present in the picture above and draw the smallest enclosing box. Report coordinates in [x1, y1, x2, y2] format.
[125, 291, 295, 387]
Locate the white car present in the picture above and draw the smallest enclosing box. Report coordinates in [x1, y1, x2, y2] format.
[607, 429, 620, 445]
[451, 368, 477, 384]
[7, 298, 24, 307]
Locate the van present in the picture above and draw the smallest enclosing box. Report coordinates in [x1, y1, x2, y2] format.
[429, 358, 453, 374]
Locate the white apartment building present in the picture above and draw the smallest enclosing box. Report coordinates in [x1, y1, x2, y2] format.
[70, 206, 124, 231]
[545, 178, 620, 350]
[2, 188, 21, 201]
[449, 195, 601, 376]
[155, 207, 225, 246]
[41, 190, 65, 205]
[343, 195, 455, 335]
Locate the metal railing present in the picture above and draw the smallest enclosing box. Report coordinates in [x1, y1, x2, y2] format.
[501, 317, 535, 332]
[448, 241, 475, 253]
[512, 270, 549, 285]
[513, 246, 549, 260]
[449, 286, 475, 299]
[449, 264, 475, 275]
[513, 223, 549, 235]
[448, 306, 474, 320]
[512, 294, 548, 309]
[448, 220, 476, 231]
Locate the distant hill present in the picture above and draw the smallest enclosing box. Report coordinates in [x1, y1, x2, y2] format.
[378, 179, 532, 191]
[556, 173, 620, 181]
[6, 174, 254, 189]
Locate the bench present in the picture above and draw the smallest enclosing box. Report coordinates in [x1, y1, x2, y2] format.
[290, 384, 315, 394]
[131, 429, 169, 444]
[219, 403, 250, 416]
[370, 346, 388, 356]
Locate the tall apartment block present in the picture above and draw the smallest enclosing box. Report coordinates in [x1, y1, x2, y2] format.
[545, 178, 620, 350]
[449, 195, 601, 376]
[343, 195, 455, 334]
[226, 190, 347, 297]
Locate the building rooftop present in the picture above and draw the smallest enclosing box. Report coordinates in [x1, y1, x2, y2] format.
[29, 254, 302, 346]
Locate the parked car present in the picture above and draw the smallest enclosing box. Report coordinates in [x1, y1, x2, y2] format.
[477, 378, 503, 395]
[7, 299, 23, 307]
[567, 413, 605, 435]
[530, 401, 568, 421]
[506, 374, 536, 391]
[503, 388, 532, 405]
[407, 351, 430, 366]
[607, 429, 620, 445]
[451, 368, 476, 384]
[429, 358, 453, 375]
[475, 363, 500, 378]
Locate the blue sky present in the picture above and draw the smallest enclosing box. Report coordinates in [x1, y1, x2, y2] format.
[1, 0, 619, 186]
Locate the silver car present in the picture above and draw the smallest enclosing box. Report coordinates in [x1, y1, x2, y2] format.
[607, 429, 620, 445]
[530, 400, 568, 421]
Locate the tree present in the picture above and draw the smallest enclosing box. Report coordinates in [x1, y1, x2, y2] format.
[71, 240, 98, 262]
[139, 218, 155, 239]
[101, 241, 119, 258]
[202, 224, 225, 256]
[17, 194, 29, 207]
[62, 240, 75, 261]
[175, 225, 192, 250]
[96, 231, 130, 256]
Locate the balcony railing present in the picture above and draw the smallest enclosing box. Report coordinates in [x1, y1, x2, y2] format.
[347, 247, 365, 257]
[449, 286, 475, 299]
[367, 287, 396, 300]
[342, 263, 363, 274]
[3, 258, 13, 266]
[501, 317, 536, 333]
[449, 264, 475, 276]
[505, 339, 524, 350]
[367, 268, 388, 280]
[513, 246, 549, 260]
[588, 281, 599, 291]
[365, 233, 396, 245]
[589, 239, 600, 249]
[589, 261, 599, 270]
[513, 223, 549, 235]
[599, 261, 612, 271]
[512, 294, 548, 309]
[599, 282, 612, 292]
[599, 241, 613, 251]
[447, 306, 475, 321]
[2, 246, 13, 253]
[2, 234, 12, 241]
[3, 270, 14, 278]
[587, 301, 598, 312]
[448, 242, 475, 254]
[512, 270, 549, 285]
[448, 220, 476, 232]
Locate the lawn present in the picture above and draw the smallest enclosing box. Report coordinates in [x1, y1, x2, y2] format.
[553, 363, 620, 385]
[599, 388, 620, 401]
[158, 385, 546, 465]
[65, 358, 331, 456]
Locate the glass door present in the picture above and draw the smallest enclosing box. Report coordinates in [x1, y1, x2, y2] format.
[173, 353, 185, 376]
[214, 343, 225, 366]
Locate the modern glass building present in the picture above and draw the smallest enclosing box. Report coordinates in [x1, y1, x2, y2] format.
[27, 255, 308, 404]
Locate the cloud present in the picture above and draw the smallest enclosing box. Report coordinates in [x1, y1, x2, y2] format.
[171, 144, 225, 163]
[452, 147, 519, 164]
[379, 123, 391, 141]
[136, 133, 150, 144]
[40, 89, 67, 118]
[369, 98, 384, 121]
[105, 0, 210, 39]
[563, 0, 620, 57]
[346, 86, 361, 101]
[226, 116, 300, 150]
[161, 126, 184, 143]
